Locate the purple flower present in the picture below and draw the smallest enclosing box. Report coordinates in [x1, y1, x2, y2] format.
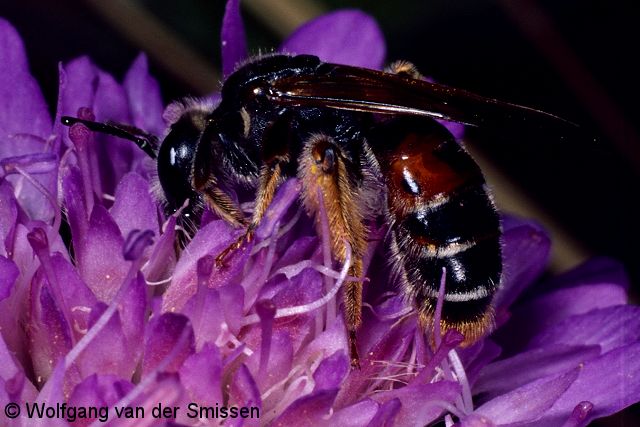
[1, 2, 639, 426]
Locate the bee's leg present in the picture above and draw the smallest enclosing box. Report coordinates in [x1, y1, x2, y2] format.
[214, 162, 284, 267]
[190, 134, 249, 230]
[214, 113, 296, 267]
[385, 60, 423, 79]
[200, 184, 248, 228]
[298, 135, 368, 368]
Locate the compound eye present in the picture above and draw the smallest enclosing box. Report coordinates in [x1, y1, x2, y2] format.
[157, 117, 201, 213]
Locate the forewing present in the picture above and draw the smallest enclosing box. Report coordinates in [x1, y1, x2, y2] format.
[265, 64, 576, 131]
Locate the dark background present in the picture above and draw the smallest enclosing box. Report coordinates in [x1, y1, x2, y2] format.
[2, 1, 638, 425]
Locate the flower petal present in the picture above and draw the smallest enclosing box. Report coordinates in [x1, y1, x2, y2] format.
[270, 389, 338, 426]
[249, 330, 294, 393]
[0, 153, 58, 222]
[179, 343, 223, 406]
[181, 286, 224, 350]
[474, 367, 580, 425]
[77, 205, 128, 302]
[0, 334, 38, 404]
[321, 398, 379, 427]
[364, 398, 400, 427]
[463, 338, 502, 387]
[124, 53, 165, 136]
[142, 313, 195, 376]
[76, 302, 135, 381]
[527, 305, 640, 354]
[495, 280, 627, 356]
[62, 166, 89, 245]
[474, 344, 601, 398]
[117, 272, 147, 360]
[372, 380, 461, 426]
[0, 19, 51, 141]
[34, 362, 68, 427]
[337, 318, 415, 407]
[67, 374, 133, 422]
[0, 224, 41, 366]
[254, 179, 301, 240]
[0, 256, 18, 302]
[110, 172, 159, 238]
[28, 277, 74, 388]
[228, 364, 261, 424]
[529, 343, 640, 426]
[492, 218, 551, 310]
[313, 350, 349, 392]
[93, 71, 142, 195]
[44, 253, 97, 342]
[0, 182, 18, 257]
[142, 216, 177, 283]
[221, 0, 248, 77]
[280, 10, 386, 69]
[219, 284, 246, 335]
[58, 57, 98, 125]
[163, 220, 251, 312]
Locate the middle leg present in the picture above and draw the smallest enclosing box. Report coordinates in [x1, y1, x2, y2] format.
[297, 134, 369, 368]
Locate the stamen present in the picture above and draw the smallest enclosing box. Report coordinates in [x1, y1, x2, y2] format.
[369, 377, 409, 386]
[317, 188, 336, 323]
[561, 401, 593, 427]
[250, 209, 301, 254]
[422, 400, 466, 420]
[416, 329, 464, 384]
[243, 222, 279, 311]
[191, 255, 215, 349]
[145, 276, 173, 286]
[240, 240, 352, 326]
[68, 107, 97, 215]
[70, 306, 92, 334]
[415, 322, 428, 368]
[407, 329, 419, 374]
[363, 302, 413, 321]
[270, 259, 363, 282]
[221, 328, 253, 365]
[27, 228, 71, 325]
[444, 414, 454, 427]
[0, 152, 57, 177]
[256, 299, 276, 378]
[434, 267, 447, 347]
[449, 348, 473, 413]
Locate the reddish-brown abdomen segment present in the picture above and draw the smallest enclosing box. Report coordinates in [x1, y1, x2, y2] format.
[369, 116, 501, 344]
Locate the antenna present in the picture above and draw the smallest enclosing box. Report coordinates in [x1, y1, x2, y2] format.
[61, 116, 159, 159]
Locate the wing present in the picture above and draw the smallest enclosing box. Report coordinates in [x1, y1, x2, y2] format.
[261, 62, 578, 132]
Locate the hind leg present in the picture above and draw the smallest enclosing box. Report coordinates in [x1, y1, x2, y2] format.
[297, 134, 369, 368]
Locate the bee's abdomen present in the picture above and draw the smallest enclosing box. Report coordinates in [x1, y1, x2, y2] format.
[392, 185, 501, 328]
[370, 117, 502, 344]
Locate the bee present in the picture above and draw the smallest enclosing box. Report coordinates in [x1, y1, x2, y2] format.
[62, 54, 575, 368]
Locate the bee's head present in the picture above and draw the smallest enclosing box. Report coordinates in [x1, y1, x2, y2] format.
[61, 99, 218, 234]
[156, 109, 208, 218]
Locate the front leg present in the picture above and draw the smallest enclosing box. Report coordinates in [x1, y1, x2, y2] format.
[214, 113, 293, 267]
[214, 162, 284, 267]
[298, 134, 369, 368]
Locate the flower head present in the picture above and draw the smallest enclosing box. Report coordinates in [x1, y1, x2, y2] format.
[1, 2, 639, 426]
